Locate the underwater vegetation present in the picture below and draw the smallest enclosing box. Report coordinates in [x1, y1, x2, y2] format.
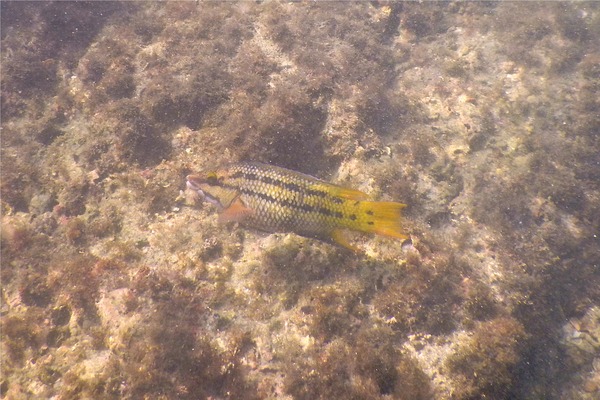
[1, 1, 599, 399]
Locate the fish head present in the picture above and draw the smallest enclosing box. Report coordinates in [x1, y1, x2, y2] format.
[186, 170, 238, 210]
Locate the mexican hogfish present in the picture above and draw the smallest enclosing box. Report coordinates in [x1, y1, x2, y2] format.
[186, 162, 407, 251]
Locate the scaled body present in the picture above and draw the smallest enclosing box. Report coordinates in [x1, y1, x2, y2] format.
[186, 162, 407, 249]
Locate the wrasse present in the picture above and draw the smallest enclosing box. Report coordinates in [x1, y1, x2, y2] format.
[186, 162, 407, 251]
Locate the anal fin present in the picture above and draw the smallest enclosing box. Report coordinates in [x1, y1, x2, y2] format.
[330, 229, 361, 253]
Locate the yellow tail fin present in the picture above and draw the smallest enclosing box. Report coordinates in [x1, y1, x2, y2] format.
[357, 201, 408, 240]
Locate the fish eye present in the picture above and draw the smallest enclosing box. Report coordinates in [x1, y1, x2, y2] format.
[205, 173, 220, 185]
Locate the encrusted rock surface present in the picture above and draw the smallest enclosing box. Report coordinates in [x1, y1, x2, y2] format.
[2, 2, 599, 399]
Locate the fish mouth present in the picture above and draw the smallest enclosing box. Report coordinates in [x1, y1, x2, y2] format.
[186, 176, 222, 208]
[185, 176, 201, 192]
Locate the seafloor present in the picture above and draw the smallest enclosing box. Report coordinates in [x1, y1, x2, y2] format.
[1, 2, 599, 399]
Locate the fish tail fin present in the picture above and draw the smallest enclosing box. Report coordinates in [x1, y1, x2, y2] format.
[356, 201, 408, 240]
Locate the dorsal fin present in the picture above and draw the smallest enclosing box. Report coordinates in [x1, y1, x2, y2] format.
[316, 183, 370, 201]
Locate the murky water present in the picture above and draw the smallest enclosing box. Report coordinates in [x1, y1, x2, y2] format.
[2, 2, 599, 399]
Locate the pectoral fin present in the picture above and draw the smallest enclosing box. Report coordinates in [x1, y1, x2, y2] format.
[218, 197, 254, 223]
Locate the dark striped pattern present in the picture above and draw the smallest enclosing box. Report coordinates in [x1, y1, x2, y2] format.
[188, 161, 408, 247]
[229, 170, 343, 203]
[217, 162, 361, 236]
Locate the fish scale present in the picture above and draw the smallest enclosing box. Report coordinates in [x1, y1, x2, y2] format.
[229, 163, 349, 233]
[186, 162, 408, 250]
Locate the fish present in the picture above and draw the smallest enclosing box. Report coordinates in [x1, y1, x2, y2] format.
[186, 162, 408, 251]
